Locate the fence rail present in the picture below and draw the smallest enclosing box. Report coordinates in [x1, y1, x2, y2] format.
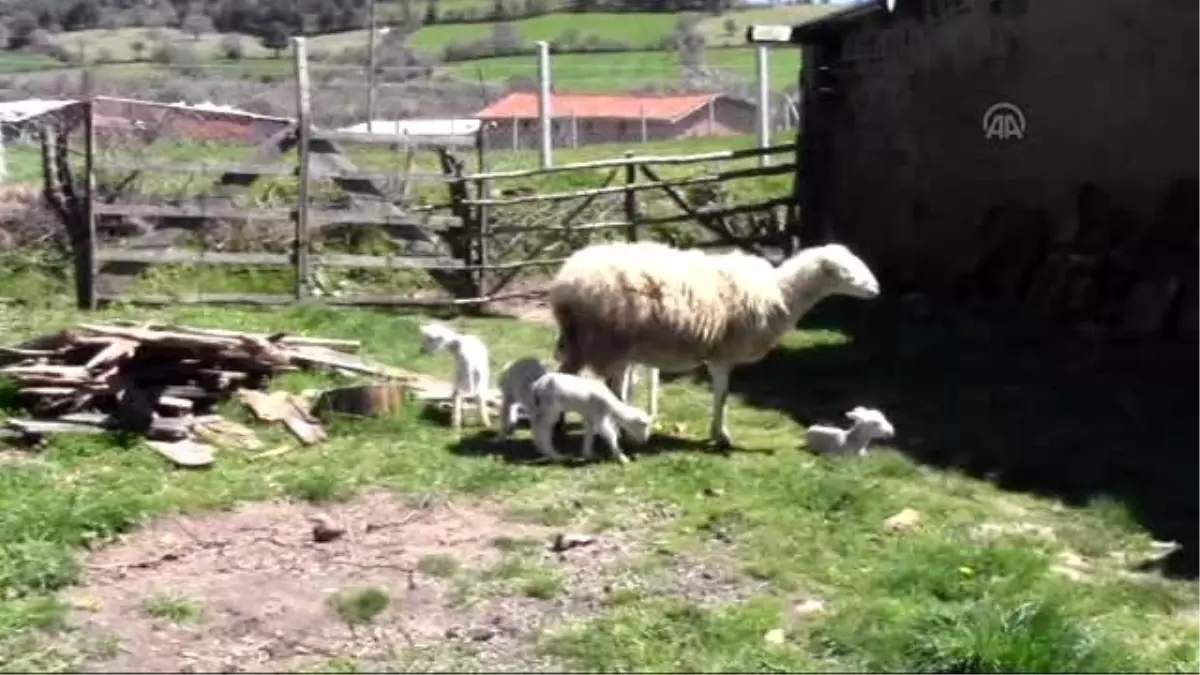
[44, 37, 800, 312]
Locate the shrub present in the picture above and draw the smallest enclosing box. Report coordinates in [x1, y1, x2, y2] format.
[219, 33, 244, 60]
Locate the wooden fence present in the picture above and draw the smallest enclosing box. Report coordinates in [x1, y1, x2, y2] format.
[46, 38, 800, 312]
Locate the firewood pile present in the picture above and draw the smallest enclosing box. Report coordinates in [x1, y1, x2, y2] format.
[0, 320, 441, 467]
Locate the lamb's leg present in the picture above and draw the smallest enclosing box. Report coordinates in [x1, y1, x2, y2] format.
[532, 408, 568, 462]
[451, 388, 464, 432]
[647, 367, 660, 419]
[705, 362, 733, 449]
[598, 416, 631, 465]
[498, 393, 514, 439]
[554, 354, 584, 441]
[476, 389, 491, 428]
[580, 418, 596, 461]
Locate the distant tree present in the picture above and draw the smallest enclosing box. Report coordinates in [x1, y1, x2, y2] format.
[489, 23, 521, 57]
[62, 1, 100, 31]
[491, 0, 507, 19]
[260, 21, 289, 58]
[219, 33, 243, 60]
[130, 39, 147, 60]
[723, 17, 736, 37]
[7, 11, 40, 49]
[423, 0, 439, 25]
[98, 14, 123, 30]
[0, 24, 10, 50]
[95, 47, 116, 63]
[182, 13, 214, 40]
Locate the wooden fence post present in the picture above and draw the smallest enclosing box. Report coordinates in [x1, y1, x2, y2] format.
[623, 150, 638, 242]
[292, 36, 312, 301]
[474, 128, 491, 303]
[82, 99, 97, 310]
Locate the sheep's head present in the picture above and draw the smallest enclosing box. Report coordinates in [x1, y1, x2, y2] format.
[816, 244, 880, 299]
[845, 406, 894, 439]
[418, 322, 456, 354]
[624, 410, 654, 446]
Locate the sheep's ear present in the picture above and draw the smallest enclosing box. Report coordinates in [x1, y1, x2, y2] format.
[845, 408, 866, 422]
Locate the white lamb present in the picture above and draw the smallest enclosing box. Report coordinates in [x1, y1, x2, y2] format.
[804, 406, 895, 456]
[528, 372, 653, 465]
[497, 356, 550, 440]
[418, 322, 491, 432]
[549, 241, 880, 449]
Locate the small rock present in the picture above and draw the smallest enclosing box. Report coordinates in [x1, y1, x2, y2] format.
[444, 626, 462, 639]
[467, 626, 497, 642]
[310, 514, 345, 543]
[551, 533, 595, 552]
[712, 530, 734, 544]
[972, 522, 1056, 542]
[702, 487, 725, 498]
[883, 508, 921, 533]
[763, 628, 786, 646]
[792, 598, 826, 617]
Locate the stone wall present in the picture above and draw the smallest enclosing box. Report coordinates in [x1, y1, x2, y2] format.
[809, 0, 1197, 337]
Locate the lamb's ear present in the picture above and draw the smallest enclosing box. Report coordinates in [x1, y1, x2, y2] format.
[845, 408, 866, 422]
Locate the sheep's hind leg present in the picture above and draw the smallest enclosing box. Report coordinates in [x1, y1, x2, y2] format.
[705, 362, 734, 450]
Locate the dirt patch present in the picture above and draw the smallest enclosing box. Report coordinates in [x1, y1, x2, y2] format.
[65, 490, 763, 672]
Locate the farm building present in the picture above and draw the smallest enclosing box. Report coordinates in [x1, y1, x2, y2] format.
[757, 0, 1198, 337]
[474, 93, 757, 150]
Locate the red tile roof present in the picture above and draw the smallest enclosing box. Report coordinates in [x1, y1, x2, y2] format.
[474, 93, 722, 123]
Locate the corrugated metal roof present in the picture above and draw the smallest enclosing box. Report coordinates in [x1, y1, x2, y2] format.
[337, 119, 482, 136]
[474, 93, 724, 123]
[0, 99, 76, 125]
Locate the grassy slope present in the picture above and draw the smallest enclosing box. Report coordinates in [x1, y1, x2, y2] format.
[0, 287, 1194, 671]
[447, 47, 801, 92]
[695, 4, 842, 46]
[54, 28, 275, 62]
[407, 12, 683, 52]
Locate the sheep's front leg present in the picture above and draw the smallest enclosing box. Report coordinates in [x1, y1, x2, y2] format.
[705, 362, 733, 449]
[475, 389, 491, 429]
[646, 367, 660, 419]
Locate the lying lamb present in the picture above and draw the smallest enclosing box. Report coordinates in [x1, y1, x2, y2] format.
[804, 406, 895, 457]
[418, 322, 491, 432]
[550, 241, 880, 449]
[497, 356, 550, 440]
[529, 372, 653, 465]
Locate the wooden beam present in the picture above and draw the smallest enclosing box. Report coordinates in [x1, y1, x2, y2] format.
[463, 143, 797, 182]
[461, 162, 795, 207]
[94, 249, 464, 270]
[317, 130, 479, 149]
[92, 203, 462, 229]
[96, 160, 453, 184]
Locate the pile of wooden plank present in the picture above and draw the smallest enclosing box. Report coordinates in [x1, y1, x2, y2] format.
[0, 320, 433, 466]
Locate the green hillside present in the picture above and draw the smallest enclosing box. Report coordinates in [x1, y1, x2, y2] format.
[449, 47, 801, 93]
[407, 12, 683, 54]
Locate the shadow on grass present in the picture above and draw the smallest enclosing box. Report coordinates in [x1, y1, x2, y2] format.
[730, 297, 1199, 579]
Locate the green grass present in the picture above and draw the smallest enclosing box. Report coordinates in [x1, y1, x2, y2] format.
[447, 46, 801, 92]
[695, 5, 843, 47]
[0, 51, 62, 74]
[54, 28, 276, 62]
[0, 284, 1190, 671]
[328, 587, 390, 625]
[407, 12, 683, 54]
[416, 553, 462, 578]
[141, 593, 204, 623]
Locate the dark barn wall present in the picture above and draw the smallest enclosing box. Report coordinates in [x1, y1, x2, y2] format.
[809, 0, 1198, 336]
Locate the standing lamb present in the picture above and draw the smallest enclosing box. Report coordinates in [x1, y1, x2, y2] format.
[418, 322, 491, 432]
[528, 372, 653, 465]
[804, 406, 895, 456]
[549, 241, 880, 449]
[497, 356, 550, 440]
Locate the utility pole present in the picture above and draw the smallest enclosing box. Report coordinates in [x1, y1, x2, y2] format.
[536, 40, 552, 168]
[366, 0, 378, 133]
[755, 45, 770, 167]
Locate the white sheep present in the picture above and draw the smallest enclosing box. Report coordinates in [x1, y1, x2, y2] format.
[497, 356, 550, 440]
[418, 322, 491, 432]
[528, 372, 653, 465]
[549, 241, 880, 449]
[804, 406, 895, 456]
